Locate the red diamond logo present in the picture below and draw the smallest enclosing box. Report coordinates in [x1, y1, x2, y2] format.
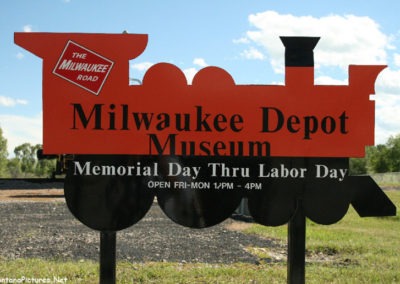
[53, 40, 114, 95]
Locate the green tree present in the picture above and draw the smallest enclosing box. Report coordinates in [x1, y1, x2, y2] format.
[385, 134, 400, 172]
[0, 127, 8, 176]
[6, 157, 21, 178]
[35, 158, 56, 177]
[367, 144, 389, 173]
[349, 157, 367, 174]
[13, 143, 56, 177]
[14, 143, 39, 175]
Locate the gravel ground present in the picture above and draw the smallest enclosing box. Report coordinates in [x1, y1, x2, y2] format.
[0, 182, 277, 264]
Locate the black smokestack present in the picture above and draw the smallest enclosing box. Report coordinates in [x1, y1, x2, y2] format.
[280, 36, 320, 67]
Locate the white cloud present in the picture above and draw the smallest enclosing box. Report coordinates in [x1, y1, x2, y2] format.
[16, 52, 24, 60]
[375, 68, 400, 95]
[241, 47, 265, 60]
[0, 113, 42, 156]
[374, 68, 400, 142]
[393, 53, 400, 67]
[315, 76, 347, 85]
[193, 58, 208, 67]
[374, 94, 400, 144]
[23, 25, 33, 32]
[242, 11, 390, 73]
[0, 96, 28, 107]
[233, 37, 250, 44]
[131, 61, 154, 72]
[183, 67, 197, 84]
[349, 66, 400, 145]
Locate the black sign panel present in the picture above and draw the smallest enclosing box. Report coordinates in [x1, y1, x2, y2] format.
[64, 155, 395, 230]
[64, 155, 155, 231]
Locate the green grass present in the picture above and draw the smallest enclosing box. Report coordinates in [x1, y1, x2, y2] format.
[0, 191, 398, 283]
[0, 259, 286, 283]
[244, 190, 400, 283]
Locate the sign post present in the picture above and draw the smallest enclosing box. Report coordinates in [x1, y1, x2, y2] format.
[14, 32, 396, 283]
[100, 231, 116, 284]
[283, 37, 314, 284]
[288, 199, 306, 284]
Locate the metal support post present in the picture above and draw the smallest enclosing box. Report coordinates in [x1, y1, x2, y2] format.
[287, 199, 306, 284]
[100, 231, 117, 284]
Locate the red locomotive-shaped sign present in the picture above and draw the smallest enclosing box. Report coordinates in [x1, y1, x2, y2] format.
[15, 33, 385, 158]
[14, 33, 397, 284]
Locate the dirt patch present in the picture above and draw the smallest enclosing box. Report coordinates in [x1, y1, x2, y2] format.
[0, 189, 64, 202]
[225, 221, 252, 232]
[0, 179, 64, 202]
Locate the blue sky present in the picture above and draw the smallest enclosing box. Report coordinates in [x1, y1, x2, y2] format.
[1, 0, 400, 156]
